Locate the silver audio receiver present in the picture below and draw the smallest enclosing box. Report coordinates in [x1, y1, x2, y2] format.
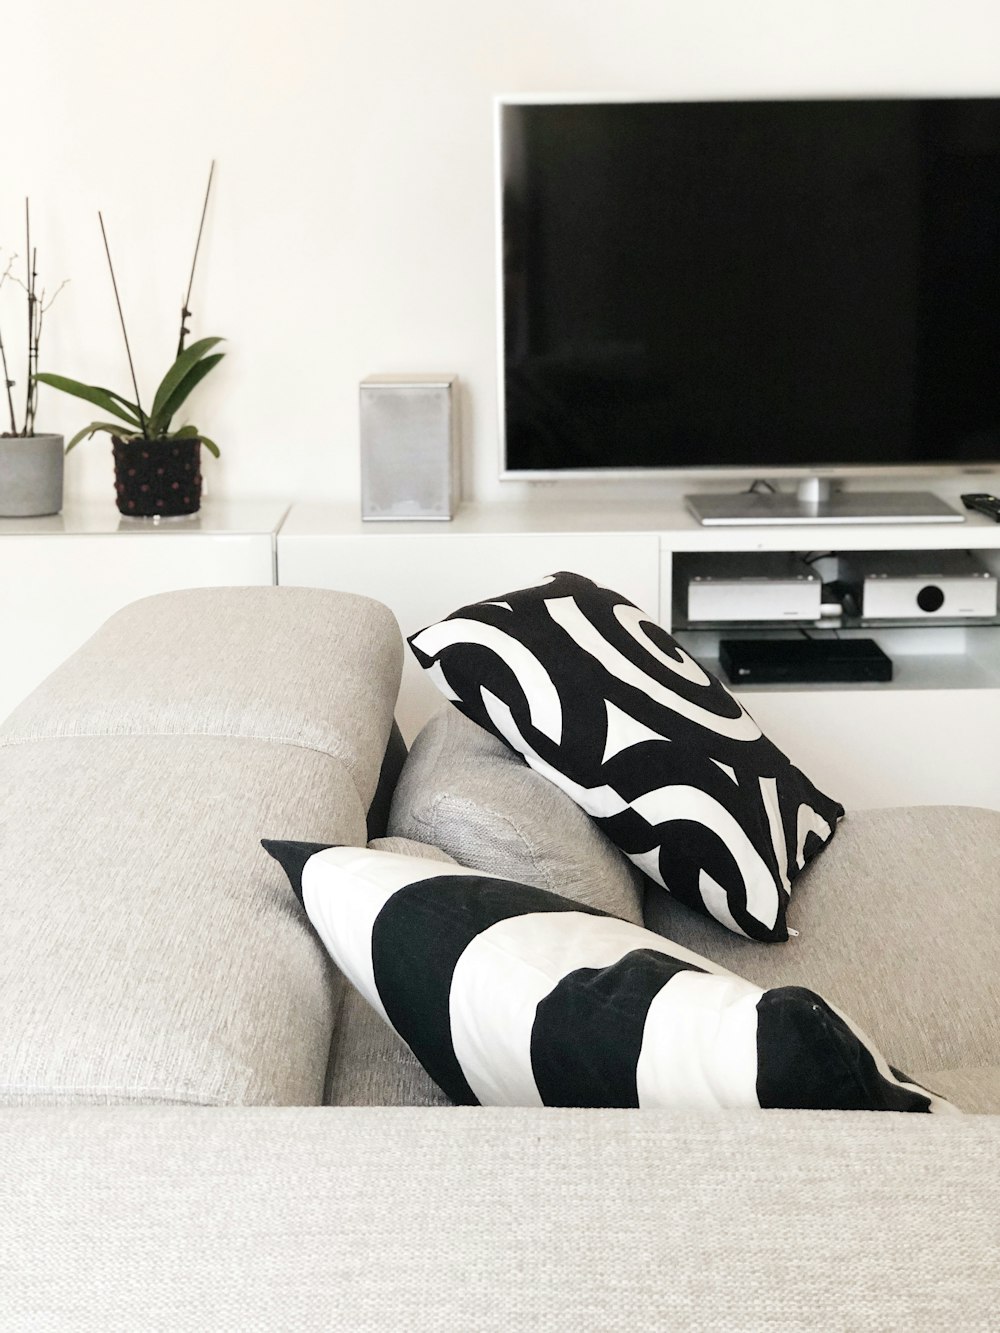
[841, 551, 998, 619]
[685, 553, 822, 622]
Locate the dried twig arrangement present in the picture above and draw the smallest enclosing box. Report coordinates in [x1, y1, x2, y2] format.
[0, 250, 17, 434]
[0, 199, 68, 436]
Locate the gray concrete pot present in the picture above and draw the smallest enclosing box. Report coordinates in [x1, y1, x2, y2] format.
[0, 433, 64, 517]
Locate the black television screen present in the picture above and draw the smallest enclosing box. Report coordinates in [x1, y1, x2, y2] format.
[499, 97, 1000, 476]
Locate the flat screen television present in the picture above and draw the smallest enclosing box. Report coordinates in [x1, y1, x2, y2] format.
[497, 95, 1000, 523]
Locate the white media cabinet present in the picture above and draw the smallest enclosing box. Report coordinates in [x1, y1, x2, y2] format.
[0, 501, 287, 723]
[278, 479, 1000, 813]
[3, 487, 996, 813]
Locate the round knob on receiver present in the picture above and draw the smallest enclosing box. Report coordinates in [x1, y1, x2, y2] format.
[916, 584, 945, 613]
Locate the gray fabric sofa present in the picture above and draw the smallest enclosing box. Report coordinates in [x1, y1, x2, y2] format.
[1, 587, 997, 1331]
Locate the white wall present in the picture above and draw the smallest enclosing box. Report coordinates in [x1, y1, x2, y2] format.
[2, 0, 999, 509]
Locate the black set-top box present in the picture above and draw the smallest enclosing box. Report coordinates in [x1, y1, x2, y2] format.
[719, 637, 893, 685]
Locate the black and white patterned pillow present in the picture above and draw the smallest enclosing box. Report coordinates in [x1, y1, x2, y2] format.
[408, 572, 844, 942]
[262, 841, 954, 1113]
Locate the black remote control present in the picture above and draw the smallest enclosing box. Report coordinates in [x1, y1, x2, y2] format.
[960, 493, 1000, 522]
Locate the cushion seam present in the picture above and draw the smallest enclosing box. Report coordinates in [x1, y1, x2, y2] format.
[428, 792, 558, 895]
[0, 1085, 248, 1106]
[0, 729, 370, 812]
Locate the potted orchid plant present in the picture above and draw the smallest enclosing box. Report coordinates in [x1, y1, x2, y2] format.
[36, 165, 224, 518]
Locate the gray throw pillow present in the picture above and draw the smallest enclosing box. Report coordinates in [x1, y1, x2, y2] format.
[388, 707, 645, 925]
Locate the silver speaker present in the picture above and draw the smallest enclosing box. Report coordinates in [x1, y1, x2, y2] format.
[360, 374, 459, 520]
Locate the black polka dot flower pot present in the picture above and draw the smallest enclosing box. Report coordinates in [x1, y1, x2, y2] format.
[113, 436, 203, 517]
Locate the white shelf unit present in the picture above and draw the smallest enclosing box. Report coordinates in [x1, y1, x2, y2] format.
[0, 500, 287, 723]
[277, 480, 1000, 812]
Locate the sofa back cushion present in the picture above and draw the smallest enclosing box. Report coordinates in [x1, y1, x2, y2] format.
[0, 736, 358, 1106]
[388, 707, 645, 924]
[0, 587, 403, 1107]
[2, 586, 402, 818]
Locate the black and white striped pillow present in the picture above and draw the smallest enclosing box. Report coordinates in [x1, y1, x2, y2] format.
[409, 572, 844, 942]
[263, 842, 954, 1113]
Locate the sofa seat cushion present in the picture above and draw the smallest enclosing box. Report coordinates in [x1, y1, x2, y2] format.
[388, 706, 645, 923]
[0, 734, 367, 1107]
[2, 1106, 998, 1331]
[643, 805, 1000, 1078]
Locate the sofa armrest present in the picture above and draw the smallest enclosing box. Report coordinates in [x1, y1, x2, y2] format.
[2, 1105, 996, 1329]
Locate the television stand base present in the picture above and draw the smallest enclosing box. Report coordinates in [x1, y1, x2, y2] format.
[685, 489, 965, 526]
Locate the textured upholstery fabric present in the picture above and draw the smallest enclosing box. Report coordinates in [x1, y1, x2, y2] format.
[325, 988, 453, 1107]
[0, 587, 404, 1107]
[389, 706, 645, 923]
[0, 735, 364, 1106]
[366, 836, 456, 864]
[914, 1067, 1000, 1116]
[644, 805, 1000, 1085]
[1, 586, 403, 813]
[1, 1105, 997, 1331]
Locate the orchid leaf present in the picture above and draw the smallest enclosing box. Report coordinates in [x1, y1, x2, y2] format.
[149, 337, 224, 424]
[105, 387, 144, 421]
[148, 353, 224, 436]
[35, 374, 141, 426]
[64, 421, 135, 452]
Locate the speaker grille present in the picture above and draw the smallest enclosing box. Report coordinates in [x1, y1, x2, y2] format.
[360, 375, 458, 520]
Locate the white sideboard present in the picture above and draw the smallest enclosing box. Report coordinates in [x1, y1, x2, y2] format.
[278, 482, 1000, 812]
[6, 487, 998, 812]
[0, 500, 287, 722]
